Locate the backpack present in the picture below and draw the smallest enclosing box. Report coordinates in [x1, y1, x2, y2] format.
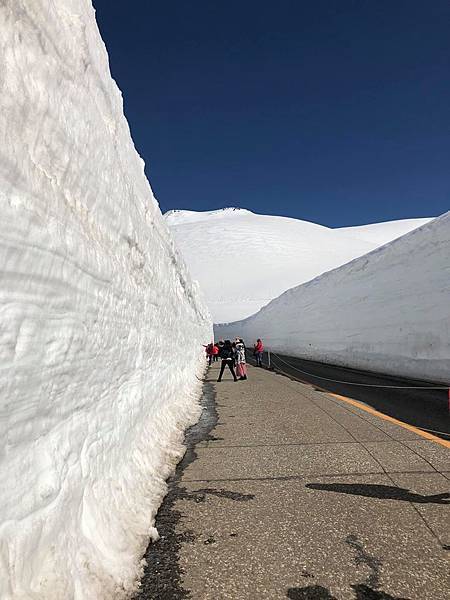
[220, 346, 234, 360]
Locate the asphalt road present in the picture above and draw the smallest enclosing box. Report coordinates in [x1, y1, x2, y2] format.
[253, 352, 450, 440]
[136, 363, 450, 599]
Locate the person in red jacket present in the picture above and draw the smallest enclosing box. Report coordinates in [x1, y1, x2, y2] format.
[254, 338, 264, 367]
[212, 343, 219, 362]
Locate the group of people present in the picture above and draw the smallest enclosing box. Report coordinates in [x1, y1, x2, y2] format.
[204, 338, 264, 382]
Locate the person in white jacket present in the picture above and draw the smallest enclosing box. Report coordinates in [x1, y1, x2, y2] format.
[235, 338, 248, 380]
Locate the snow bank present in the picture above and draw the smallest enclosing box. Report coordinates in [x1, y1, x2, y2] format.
[0, 2, 211, 599]
[216, 213, 450, 383]
[166, 208, 433, 323]
[166, 209, 379, 322]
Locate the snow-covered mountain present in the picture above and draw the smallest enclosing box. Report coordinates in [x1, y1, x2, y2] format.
[216, 212, 449, 383]
[166, 208, 433, 323]
[0, 2, 210, 599]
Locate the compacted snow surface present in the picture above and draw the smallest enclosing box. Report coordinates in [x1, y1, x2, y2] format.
[0, 2, 211, 599]
[166, 208, 432, 323]
[216, 213, 450, 383]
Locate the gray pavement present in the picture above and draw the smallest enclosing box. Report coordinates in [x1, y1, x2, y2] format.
[138, 364, 450, 600]
[264, 353, 450, 439]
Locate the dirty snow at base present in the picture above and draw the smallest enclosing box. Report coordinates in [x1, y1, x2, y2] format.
[216, 212, 450, 384]
[0, 1, 211, 599]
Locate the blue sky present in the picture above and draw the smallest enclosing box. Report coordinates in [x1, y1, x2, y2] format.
[92, 0, 449, 226]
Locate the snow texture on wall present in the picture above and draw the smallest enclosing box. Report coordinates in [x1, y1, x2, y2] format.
[216, 212, 450, 384]
[0, 1, 211, 598]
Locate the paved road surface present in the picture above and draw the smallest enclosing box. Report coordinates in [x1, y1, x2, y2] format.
[258, 352, 449, 440]
[136, 364, 450, 600]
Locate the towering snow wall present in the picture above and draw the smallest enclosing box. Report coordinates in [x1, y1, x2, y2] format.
[0, 2, 211, 598]
[216, 212, 450, 383]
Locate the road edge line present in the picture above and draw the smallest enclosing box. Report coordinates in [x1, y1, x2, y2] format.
[268, 363, 450, 450]
[327, 392, 450, 450]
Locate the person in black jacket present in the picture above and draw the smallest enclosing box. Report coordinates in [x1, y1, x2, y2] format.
[217, 339, 238, 382]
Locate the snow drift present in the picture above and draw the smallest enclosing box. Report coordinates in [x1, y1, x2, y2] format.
[336, 217, 432, 246]
[216, 212, 450, 383]
[0, 2, 210, 599]
[166, 208, 432, 323]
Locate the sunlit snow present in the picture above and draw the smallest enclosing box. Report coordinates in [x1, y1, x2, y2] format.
[166, 208, 433, 323]
[216, 213, 449, 383]
[0, 2, 211, 598]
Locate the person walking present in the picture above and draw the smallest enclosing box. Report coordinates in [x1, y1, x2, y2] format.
[254, 338, 264, 367]
[235, 338, 248, 380]
[217, 340, 237, 382]
[212, 343, 219, 362]
[205, 343, 214, 366]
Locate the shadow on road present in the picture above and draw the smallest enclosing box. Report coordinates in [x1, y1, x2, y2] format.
[287, 585, 337, 599]
[287, 584, 411, 599]
[306, 482, 450, 504]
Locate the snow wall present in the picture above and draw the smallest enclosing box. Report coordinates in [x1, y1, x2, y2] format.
[216, 212, 450, 384]
[0, 2, 211, 599]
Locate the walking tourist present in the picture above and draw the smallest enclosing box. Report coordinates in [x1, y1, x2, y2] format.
[204, 343, 214, 366]
[217, 340, 238, 382]
[254, 338, 264, 367]
[235, 338, 248, 380]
